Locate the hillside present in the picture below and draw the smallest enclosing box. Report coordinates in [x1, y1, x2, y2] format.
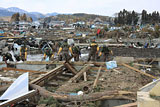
[43, 13, 110, 23]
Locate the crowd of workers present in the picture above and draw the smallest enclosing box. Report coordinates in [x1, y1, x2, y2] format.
[0, 37, 113, 63]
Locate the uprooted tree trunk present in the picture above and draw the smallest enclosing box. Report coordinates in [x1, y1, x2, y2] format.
[30, 84, 136, 102]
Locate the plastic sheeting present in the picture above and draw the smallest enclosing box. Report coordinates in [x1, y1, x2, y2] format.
[0, 72, 29, 100]
[106, 61, 117, 70]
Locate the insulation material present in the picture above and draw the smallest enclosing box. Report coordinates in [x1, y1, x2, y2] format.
[0, 72, 29, 100]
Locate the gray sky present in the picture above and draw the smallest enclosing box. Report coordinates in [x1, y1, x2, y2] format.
[0, 0, 159, 16]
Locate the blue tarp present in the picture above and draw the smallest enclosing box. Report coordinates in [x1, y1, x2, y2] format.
[106, 61, 117, 70]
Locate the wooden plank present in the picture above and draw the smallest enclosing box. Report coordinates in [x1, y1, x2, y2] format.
[0, 90, 37, 107]
[133, 63, 152, 68]
[2, 67, 46, 74]
[114, 102, 137, 107]
[68, 65, 90, 83]
[64, 63, 77, 75]
[93, 66, 102, 88]
[122, 63, 157, 79]
[30, 65, 64, 85]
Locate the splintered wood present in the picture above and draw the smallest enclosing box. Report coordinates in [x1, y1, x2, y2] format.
[68, 65, 90, 83]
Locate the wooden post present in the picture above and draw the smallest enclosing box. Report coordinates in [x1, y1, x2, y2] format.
[83, 72, 87, 81]
[93, 66, 102, 88]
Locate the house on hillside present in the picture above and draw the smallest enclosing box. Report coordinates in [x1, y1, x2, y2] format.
[94, 18, 103, 25]
[49, 21, 65, 28]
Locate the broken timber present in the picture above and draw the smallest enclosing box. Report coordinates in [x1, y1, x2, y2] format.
[122, 63, 157, 79]
[68, 65, 90, 83]
[63, 63, 77, 75]
[30, 65, 64, 85]
[30, 84, 136, 102]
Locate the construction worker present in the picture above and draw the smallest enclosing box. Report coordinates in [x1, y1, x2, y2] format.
[98, 45, 113, 62]
[20, 43, 27, 61]
[69, 43, 81, 61]
[88, 39, 99, 61]
[57, 39, 71, 62]
[43, 47, 54, 61]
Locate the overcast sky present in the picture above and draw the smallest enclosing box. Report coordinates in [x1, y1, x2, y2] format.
[0, 0, 159, 16]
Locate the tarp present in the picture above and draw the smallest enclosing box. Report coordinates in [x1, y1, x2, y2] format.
[106, 61, 117, 70]
[0, 72, 29, 100]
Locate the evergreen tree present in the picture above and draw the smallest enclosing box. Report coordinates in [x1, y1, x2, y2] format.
[10, 13, 20, 22]
[21, 13, 27, 21]
[142, 10, 147, 24]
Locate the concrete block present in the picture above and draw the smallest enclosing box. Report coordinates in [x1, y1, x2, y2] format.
[113, 57, 134, 63]
[150, 82, 160, 96]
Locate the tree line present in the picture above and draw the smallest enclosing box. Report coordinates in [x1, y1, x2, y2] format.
[114, 9, 160, 25]
[10, 13, 33, 23]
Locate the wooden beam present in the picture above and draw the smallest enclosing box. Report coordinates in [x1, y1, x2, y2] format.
[0, 90, 37, 107]
[122, 63, 157, 79]
[133, 63, 152, 68]
[68, 65, 90, 83]
[2, 67, 46, 74]
[93, 66, 102, 88]
[30, 65, 64, 85]
[64, 63, 77, 75]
